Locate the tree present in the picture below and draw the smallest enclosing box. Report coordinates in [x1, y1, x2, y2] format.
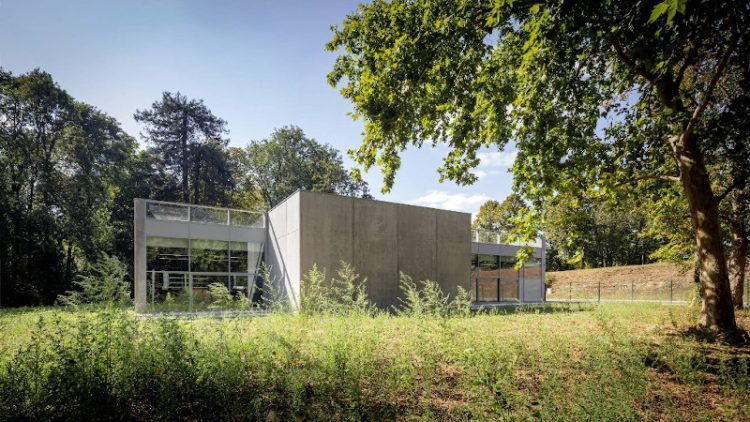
[134, 92, 228, 204]
[544, 196, 661, 269]
[0, 69, 135, 306]
[472, 194, 527, 242]
[327, 0, 750, 333]
[231, 126, 371, 208]
[727, 188, 748, 308]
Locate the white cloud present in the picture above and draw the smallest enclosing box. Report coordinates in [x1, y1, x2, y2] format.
[407, 190, 491, 214]
[473, 170, 488, 179]
[477, 150, 517, 168]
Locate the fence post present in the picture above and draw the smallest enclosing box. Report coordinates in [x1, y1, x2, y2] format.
[189, 273, 194, 313]
[569, 281, 572, 302]
[630, 280, 634, 302]
[598, 281, 601, 303]
[669, 280, 673, 303]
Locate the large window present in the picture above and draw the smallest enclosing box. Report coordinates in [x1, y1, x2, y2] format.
[147, 237, 189, 272]
[145, 235, 263, 311]
[498, 256, 519, 301]
[191, 240, 230, 273]
[472, 253, 520, 302]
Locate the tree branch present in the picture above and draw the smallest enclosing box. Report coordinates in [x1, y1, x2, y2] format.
[616, 174, 681, 187]
[717, 175, 749, 204]
[609, 35, 683, 110]
[609, 36, 658, 85]
[675, 47, 697, 88]
[680, 31, 741, 146]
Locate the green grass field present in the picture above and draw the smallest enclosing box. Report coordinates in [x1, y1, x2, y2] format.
[1, 304, 748, 421]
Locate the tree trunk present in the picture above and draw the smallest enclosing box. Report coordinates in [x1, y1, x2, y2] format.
[180, 114, 190, 203]
[673, 135, 737, 333]
[65, 243, 74, 287]
[193, 156, 201, 204]
[728, 189, 748, 309]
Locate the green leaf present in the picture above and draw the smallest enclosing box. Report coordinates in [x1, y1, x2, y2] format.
[648, 2, 669, 23]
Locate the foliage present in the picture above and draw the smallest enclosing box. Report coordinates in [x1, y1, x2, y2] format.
[134, 91, 231, 205]
[0, 70, 366, 308]
[0, 69, 137, 306]
[257, 263, 287, 312]
[57, 254, 131, 306]
[396, 272, 471, 317]
[207, 282, 234, 308]
[1, 305, 748, 420]
[327, 0, 750, 331]
[301, 262, 373, 315]
[330, 261, 372, 313]
[230, 126, 371, 208]
[544, 195, 662, 268]
[472, 193, 527, 242]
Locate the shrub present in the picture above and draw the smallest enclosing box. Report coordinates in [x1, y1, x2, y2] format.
[396, 272, 471, 318]
[258, 263, 287, 312]
[301, 261, 373, 315]
[207, 282, 233, 308]
[300, 264, 330, 314]
[330, 261, 372, 314]
[57, 253, 131, 306]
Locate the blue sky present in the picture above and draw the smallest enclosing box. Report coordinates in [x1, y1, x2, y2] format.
[0, 0, 516, 215]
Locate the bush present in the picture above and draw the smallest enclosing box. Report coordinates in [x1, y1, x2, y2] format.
[396, 272, 472, 318]
[57, 253, 131, 306]
[300, 261, 373, 315]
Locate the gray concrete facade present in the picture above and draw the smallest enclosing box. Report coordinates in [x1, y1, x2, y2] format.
[134, 191, 546, 312]
[267, 191, 472, 309]
[265, 192, 301, 309]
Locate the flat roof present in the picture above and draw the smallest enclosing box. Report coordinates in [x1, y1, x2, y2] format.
[270, 189, 473, 217]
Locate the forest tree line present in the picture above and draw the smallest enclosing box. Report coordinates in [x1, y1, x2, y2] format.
[0, 69, 369, 307]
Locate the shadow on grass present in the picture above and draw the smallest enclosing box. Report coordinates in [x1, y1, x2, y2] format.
[675, 326, 750, 347]
[473, 302, 596, 316]
[0, 306, 58, 317]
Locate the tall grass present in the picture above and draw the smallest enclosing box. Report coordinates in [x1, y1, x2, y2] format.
[0, 266, 748, 420]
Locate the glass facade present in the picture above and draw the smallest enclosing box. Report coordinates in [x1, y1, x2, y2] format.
[146, 237, 189, 272]
[471, 253, 521, 302]
[145, 200, 264, 228]
[145, 235, 263, 311]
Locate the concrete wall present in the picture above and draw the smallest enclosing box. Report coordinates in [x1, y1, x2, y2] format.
[134, 199, 147, 312]
[266, 191, 301, 308]
[295, 191, 471, 309]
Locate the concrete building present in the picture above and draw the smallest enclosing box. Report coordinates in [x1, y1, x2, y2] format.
[133, 191, 545, 312]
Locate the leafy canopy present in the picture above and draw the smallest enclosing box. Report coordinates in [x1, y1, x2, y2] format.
[327, 0, 749, 241]
[230, 126, 371, 208]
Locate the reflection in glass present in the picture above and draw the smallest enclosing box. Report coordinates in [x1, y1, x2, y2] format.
[523, 259, 542, 280]
[147, 237, 189, 271]
[229, 241, 248, 273]
[477, 254, 499, 278]
[478, 279, 498, 302]
[190, 207, 229, 225]
[500, 279, 519, 301]
[146, 202, 189, 221]
[191, 239, 229, 272]
[230, 210, 265, 228]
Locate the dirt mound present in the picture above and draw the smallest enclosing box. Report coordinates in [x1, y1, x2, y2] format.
[547, 263, 693, 287]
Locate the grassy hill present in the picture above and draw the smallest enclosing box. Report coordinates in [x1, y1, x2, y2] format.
[548, 262, 694, 286]
[546, 262, 750, 303]
[547, 263, 696, 301]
